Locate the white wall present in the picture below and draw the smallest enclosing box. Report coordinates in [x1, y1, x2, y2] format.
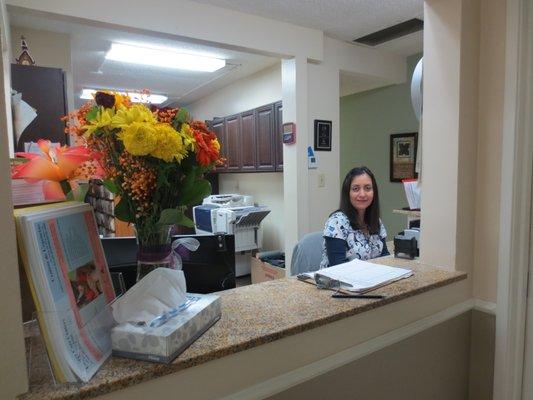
[10, 26, 75, 113]
[473, 0, 506, 302]
[306, 62, 340, 233]
[188, 64, 285, 251]
[187, 63, 281, 120]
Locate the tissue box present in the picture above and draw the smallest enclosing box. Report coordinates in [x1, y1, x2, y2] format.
[111, 293, 221, 363]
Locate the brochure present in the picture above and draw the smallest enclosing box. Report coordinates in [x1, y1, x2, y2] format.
[15, 202, 115, 382]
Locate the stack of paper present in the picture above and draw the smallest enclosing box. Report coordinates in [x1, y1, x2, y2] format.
[402, 179, 421, 210]
[301, 258, 412, 293]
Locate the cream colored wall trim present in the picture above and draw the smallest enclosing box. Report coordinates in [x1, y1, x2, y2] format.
[474, 299, 497, 316]
[494, 0, 533, 398]
[220, 300, 475, 400]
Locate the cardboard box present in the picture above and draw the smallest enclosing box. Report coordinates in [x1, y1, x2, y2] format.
[251, 253, 285, 283]
[111, 293, 220, 363]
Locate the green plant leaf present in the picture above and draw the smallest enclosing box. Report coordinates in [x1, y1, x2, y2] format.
[85, 106, 99, 122]
[174, 108, 189, 125]
[158, 208, 195, 227]
[177, 179, 211, 206]
[114, 198, 135, 223]
[103, 179, 119, 194]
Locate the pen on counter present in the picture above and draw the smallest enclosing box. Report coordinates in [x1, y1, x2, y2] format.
[331, 294, 386, 299]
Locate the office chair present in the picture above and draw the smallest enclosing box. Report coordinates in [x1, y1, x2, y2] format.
[290, 231, 323, 275]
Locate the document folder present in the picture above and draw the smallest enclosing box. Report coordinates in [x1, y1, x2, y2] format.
[297, 258, 412, 293]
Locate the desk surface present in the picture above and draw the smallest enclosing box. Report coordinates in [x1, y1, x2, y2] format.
[20, 257, 466, 400]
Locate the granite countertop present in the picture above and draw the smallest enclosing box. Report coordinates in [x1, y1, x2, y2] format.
[20, 257, 467, 400]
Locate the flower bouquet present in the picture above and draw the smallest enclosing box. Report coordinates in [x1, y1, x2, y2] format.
[62, 91, 220, 279]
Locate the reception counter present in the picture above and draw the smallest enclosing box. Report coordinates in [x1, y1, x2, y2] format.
[20, 257, 468, 400]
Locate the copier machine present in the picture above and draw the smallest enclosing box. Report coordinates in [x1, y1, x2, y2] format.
[193, 194, 270, 276]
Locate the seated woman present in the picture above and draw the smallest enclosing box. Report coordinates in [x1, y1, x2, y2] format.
[320, 166, 389, 268]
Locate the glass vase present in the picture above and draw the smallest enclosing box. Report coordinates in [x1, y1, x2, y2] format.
[134, 224, 174, 282]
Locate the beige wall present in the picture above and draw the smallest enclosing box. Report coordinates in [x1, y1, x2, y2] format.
[0, 1, 28, 397]
[269, 313, 472, 400]
[10, 26, 75, 112]
[187, 64, 284, 251]
[469, 310, 496, 400]
[472, 0, 506, 303]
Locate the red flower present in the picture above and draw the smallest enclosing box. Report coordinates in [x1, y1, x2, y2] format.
[190, 121, 220, 167]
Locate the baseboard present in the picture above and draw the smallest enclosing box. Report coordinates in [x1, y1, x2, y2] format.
[222, 299, 475, 400]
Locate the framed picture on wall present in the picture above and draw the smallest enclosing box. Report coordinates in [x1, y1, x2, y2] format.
[390, 132, 418, 182]
[314, 119, 332, 151]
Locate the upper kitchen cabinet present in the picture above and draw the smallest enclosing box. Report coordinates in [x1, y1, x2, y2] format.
[274, 101, 283, 172]
[209, 101, 282, 173]
[256, 103, 276, 172]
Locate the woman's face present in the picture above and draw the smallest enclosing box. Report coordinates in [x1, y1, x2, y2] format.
[349, 173, 374, 214]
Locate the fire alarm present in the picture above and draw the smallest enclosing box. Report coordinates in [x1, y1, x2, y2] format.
[282, 122, 296, 144]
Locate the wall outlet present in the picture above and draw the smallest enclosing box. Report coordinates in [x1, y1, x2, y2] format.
[318, 173, 326, 188]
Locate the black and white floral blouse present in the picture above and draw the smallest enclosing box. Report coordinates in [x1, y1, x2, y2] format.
[320, 211, 387, 269]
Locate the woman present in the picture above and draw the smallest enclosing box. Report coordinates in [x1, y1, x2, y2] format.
[320, 166, 389, 268]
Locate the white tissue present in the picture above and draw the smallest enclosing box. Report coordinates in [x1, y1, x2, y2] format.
[111, 268, 187, 325]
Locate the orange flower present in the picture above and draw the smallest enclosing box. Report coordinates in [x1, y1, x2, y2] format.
[11, 139, 100, 200]
[190, 121, 220, 167]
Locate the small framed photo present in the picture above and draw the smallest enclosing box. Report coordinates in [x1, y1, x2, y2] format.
[314, 120, 332, 151]
[390, 132, 418, 182]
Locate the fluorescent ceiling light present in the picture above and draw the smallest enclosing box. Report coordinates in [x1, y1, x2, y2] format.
[80, 89, 168, 105]
[105, 43, 226, 72]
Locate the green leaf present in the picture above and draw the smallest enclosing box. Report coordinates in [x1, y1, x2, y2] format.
[103, 179, 119, 194]
[177, 179, 211, 206]
[114, 198, 135, 223]
[158, 208, 195, 228]
[85, 106, 99, 122]
[174, 108, 189, 125]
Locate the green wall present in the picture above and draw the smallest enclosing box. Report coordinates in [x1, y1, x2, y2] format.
[340, 53, 422, 239]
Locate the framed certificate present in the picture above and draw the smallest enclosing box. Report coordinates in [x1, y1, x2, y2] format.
[314, 120, 332, 151]
[390, 132, 418, 182]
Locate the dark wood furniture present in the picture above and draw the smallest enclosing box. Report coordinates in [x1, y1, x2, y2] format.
[211, 100, 283, 173]
[10, 64, 68, 152]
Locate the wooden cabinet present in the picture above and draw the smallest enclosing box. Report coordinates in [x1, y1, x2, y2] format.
[256, 104, 276, 171]
[209, 101, 283, 173]
[274, 101, 283, 171]
[211, 118, 226, 172]
[225, 114, 241, 171]
[11, 64, 67, 152]
[240, 110, 256, 171]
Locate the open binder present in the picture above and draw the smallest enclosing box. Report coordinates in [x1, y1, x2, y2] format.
[298, 258, 413, 293]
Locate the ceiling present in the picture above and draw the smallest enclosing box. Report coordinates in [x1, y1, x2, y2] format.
[191, 0, 424, 55]
[9, 1, 423, 107]
[9, 10, 279, 108]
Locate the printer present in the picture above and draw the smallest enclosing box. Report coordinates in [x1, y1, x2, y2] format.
[193, 195, 271, 276]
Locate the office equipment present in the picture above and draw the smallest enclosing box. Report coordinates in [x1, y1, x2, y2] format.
[193, 194, 270, 276]
[101, 234, 236, 294]
[394, 228, 420, 259]
[298, 258, 412, 293]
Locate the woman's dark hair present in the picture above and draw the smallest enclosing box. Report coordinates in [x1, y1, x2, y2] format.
[338, 166, 381, 234]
